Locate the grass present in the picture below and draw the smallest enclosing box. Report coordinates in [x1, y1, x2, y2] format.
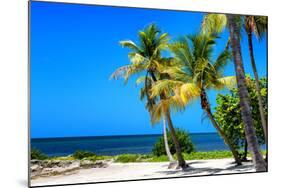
[33, 150, 267, 163]
[183, 151, 233, 160]
[115, 154, 140, 163]
[84, 155, 112, 162]
[112, 151, 233, 163]
[50, 156, 75, 161]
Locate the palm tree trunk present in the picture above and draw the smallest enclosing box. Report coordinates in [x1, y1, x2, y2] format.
[247, 31, 268, 142]
[227, 15, 267, 172]
[149, 71, 186, 168]
[163, 116, 175, 162]
[200, 89, 242, 165]
[165, 110, 187, 169]
[243, 139, 248, 161]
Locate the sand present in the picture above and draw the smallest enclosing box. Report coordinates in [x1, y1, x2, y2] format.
[31, 158, 255, 186]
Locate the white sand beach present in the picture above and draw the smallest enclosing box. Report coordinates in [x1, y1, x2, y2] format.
[31, 158, 255, 186]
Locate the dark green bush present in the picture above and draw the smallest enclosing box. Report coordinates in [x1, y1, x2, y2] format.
[31, 149, 48, 160]
[152, 128, 195, 156]
[72, 150, 96, 160]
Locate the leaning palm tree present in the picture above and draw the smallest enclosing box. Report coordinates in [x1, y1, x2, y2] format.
[227, 15, 267, 171]
[149, 57, 202, 168]
[203, 14, 268, 144]
[202, 14, 267, 171]
[244, 16, 268, 141]
[110, 24, 187, 168]
[138, 74, 176, 164]
[152, 32, 242, 165]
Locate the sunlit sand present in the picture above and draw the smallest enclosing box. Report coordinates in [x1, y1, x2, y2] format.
[31, 158, 255, 186]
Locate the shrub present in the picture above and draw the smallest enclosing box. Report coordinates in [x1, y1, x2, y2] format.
[214, 77, 267, 159]
[31, 149, 48, 160]
[72, 150, 96, 160]
[152, 128, 195, 156]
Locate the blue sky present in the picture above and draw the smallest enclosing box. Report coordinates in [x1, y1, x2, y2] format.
[30, 1, 267, 138]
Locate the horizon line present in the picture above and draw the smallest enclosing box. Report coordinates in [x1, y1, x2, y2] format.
[31, 131, 218, 140]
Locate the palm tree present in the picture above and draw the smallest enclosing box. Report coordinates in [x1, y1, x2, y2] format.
[227, 15, 267, 171]
[150, 81, 188, 168]
[138, 74, 176, 165]
[110, 24, 187, 168]
[244, 16, 268, 141]
[202, 14, 268, 143]
[151, 33, 242, 165]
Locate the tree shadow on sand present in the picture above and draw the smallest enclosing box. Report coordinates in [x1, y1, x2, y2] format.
[154, 162, 254, 176]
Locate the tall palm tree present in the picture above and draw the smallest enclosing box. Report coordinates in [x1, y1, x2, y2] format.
[202, 14, 268, 145]
[244, 16, 268, 141]
[227, 15, 267, 171]
[110, 24, 187, 168]
[138, 74, 176, 165]
[149, 57, 203, 168]
[152, 33, 242, 165]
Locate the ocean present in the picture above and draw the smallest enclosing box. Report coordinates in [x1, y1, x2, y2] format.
[31, 133, 232, 157]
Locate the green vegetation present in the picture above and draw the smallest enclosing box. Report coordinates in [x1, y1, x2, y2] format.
[214, 77, 267, 160]
[203, 14, 267, 171]
[72, 150, 96, 160]
[150, 30, 243, 164]
[31, 15, 268, 172]
[183, 151, 233, 160]
[49, 156, 75, 161]
[113, 151, 237, 163]
[31, 149, 48, 160]
[111, 24, 188, 168]
[30, 149, 267, 164]
[152, 128, 195, 156]
[115, 154, 140, 163]
[84, 155, 112, 162]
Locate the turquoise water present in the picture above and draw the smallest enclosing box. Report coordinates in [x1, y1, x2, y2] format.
[31, 133, 232, 157]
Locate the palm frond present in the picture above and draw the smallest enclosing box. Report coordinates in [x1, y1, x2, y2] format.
[110, 65, 130, 80]
[151, 95, 185, 125]
[211, 76, 237, 89]
[213, 49, 232, 73]
[150, 79, 183, 98]
[119, 40, 142, 53]
[135, 75, 152, 86]
[179, 83, 200, 104]
[139, 87, 146, 101]
[151, 100, 166, 125]
[201, 14, 227, 35]
[128, 52, 147, 64]
[253, 16, 267, 41]
[169, 37, 194, 74]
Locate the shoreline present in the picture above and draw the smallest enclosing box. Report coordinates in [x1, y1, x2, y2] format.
[31, 158, 256, 186]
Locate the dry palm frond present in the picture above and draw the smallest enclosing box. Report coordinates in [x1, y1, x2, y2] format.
[201, 14, 227, 35]
[135, 75, 153, 86]
[120, 40, 142, 53]
[110, 65, 131, 80]
[211, 76, 237, 90]
[150, 79, 184, 98]
[179, 83, 200, 104]
[150, 95, 185, 125]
